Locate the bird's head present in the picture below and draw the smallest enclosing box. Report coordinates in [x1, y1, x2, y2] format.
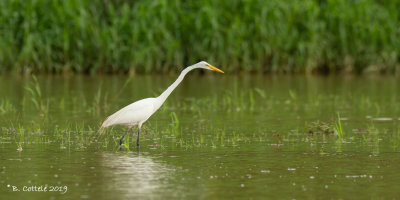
[195, 61, 224, 73]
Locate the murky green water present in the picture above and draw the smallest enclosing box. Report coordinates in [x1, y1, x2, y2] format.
[1, 75, 400, 199]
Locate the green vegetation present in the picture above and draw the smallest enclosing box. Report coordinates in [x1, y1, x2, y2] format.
[1, 78, 399, 151]
[306, 121, 334, 135]
[0, 99, 16, 114]
[3, 111, 398, 152]
[1, 0, 399, 74]
[334, 113, 344, 139]
[24, 75, 48, 113]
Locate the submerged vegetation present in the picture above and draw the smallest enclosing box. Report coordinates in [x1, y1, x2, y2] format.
[0, 0, 399, 74]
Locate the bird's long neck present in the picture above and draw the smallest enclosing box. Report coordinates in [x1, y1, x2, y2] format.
[156, 66, 196, 107]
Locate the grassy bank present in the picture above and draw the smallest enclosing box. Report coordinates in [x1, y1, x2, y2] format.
[0, 0, 399, 74]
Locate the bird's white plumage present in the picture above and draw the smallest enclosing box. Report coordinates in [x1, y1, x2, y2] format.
[100, 61, 224, 146]
[101, 98, 156, 128]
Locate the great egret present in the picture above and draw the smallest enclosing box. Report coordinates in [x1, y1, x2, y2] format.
[101, 61, 224, 148]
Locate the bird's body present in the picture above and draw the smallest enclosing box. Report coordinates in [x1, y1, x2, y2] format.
[101, 98, 156, 128]
[100, 61, 224, 148]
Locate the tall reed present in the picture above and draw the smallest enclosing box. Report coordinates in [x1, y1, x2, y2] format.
[0, 0, 399, 74]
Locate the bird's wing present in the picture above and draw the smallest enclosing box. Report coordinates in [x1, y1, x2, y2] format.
[101, 98, 155, 128]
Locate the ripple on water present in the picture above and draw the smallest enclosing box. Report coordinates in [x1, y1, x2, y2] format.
[372, 118, 393, 121]
[260, 169, 270, 173]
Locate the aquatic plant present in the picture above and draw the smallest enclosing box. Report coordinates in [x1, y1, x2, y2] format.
[0, 0, 399, 74]
[0, 99, 16, 114]
[306, 121, 334, 135]
[334, 113, 344, 140]
[24, 76, 47, 113]
[169, 112, 180, 137]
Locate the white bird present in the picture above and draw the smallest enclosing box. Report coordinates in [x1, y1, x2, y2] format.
[101, 61, 224, 148]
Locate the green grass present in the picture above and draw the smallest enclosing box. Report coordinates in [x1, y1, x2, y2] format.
[1, 75, 399, 152]
[169, 111, 180, 137]
[1, 113, 399, 152]
[334, 113, 344, 140]
[0, 0, 399, 74]
[24, 75, 47, 113]
[0, 99, 16, 114]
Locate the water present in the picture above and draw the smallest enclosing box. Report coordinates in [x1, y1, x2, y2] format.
[1, 75, 400, 199]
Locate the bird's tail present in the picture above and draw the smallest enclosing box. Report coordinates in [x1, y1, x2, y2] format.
[99, 113, 116, 134]
[98, 118, 110, 135]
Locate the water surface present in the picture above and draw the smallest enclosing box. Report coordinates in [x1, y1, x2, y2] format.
[0, 75, 399, 199]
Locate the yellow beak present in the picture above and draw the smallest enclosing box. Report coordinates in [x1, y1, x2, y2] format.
[206, 64, 224, 73]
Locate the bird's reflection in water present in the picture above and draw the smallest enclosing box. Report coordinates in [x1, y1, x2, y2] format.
[100, 152, 177, 199]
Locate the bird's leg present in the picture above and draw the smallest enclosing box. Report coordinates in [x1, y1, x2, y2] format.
[136, 128, 140, 148]
[120, 128, 130, 146]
